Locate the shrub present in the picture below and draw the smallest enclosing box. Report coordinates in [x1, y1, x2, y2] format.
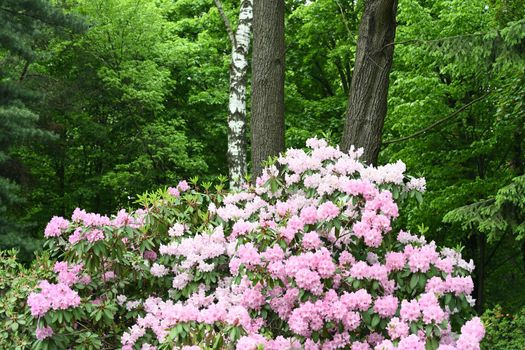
[0, 250, 55, 349]
[481, 306, 525, 349]
[26, 139, 484, 349]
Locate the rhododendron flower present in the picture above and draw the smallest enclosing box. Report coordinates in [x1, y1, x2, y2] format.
[143, 250, 158, 261]
[86, 228, 104, 243]
[168, 223, 186, 237]
[387, 317, 409, 340]
[117, 295, 127, 305]
[125, 300, 141, 310]
[68, 227, 82, 244]
[177, 180, 190, 192]
[400, 299, 421, 322]
[168, 187, 180, 197]
[385, 252, 406, 271]
[71, 208, 111, 226]
[103, 271, 116, 281]
[35, 326, 54, 340]
[54, 261, 83, 286]
[316, 201, 339, 220]
[150, 263, 169, 277]
[374, 295, 398, 318]
[397, 334, 425, 350]
[302, 231, 322, 250]
[44, 216, 69, 237]
[27, 281, 81, 317]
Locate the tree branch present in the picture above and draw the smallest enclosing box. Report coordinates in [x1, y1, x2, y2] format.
[483, 229, 508, 270]
[380, 32, 486, 50]
[383, 92, 491, 145]
[0, 6, 73, 30]
[19, 60, 30, 81]
[335, 0, 352, 36]
[213, 0, 236, 46]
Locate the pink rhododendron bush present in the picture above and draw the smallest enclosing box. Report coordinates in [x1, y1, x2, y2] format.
[26, 139, 484, 350]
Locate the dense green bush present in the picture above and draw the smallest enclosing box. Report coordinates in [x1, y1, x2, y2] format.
[481, 306, 525, 350]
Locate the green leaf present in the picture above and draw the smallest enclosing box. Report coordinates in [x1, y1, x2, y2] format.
[410, 274, 419, 289]
[371, 314, 380, 328]
[426, 337, 439, 350]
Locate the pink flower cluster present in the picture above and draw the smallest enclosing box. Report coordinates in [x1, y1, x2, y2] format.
[168, 223, 186, 237]
[44, 207, 146, 244]
[54, 261, 90, 286]
[236, 335, 301, 350]
[150, 263, 169, 277]
[113, 209, 145, 228]
[425, 275, 475, 296]
[27, 280, 81, 317]
[35, 326, 54, 340]
[159, 226, 227, 275]
[44, 216, 69, 237]
[288, 289, 367, 337]
[121, 284, 262, 350]
[72, 208, 111, 226]
[168, 180, 191, 197]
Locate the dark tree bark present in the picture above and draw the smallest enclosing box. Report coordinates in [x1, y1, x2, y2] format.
[510, 124, 525, 280]
[341, 0, 398, 165]
[251, 0, 285, 179]
[475, 231, 486, 313]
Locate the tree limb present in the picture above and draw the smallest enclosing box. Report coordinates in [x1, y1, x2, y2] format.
[383, 92, 491, 145]
[0, 6, 76, 30]
[334, 0, 352, 36]
[483, 229, 508, 270]
[213, 0, 236, 46]
[19, 60, 30, 81]
[380, 32, 486, 50]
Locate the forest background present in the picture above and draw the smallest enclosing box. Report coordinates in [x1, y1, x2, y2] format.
[1, 0, 525, 335]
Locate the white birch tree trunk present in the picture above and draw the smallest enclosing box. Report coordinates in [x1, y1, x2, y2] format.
[215, 0, 253, 189]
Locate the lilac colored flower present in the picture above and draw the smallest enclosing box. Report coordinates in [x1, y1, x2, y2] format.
[35, 326, 53, 340]
[44, 216, 69, 237]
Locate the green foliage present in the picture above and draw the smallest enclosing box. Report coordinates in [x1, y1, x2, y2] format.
[482, 306, 525, 349]
[2, 0, 228, 259]
[0, 0, 81, 250]
[0, 250, 55, 349]
[381, 0, 525, 310]
[0, 0, 524, 320]
[285, 0, 358, 147]
[443, 174, 525, 242]
[23, 182, 225, 349]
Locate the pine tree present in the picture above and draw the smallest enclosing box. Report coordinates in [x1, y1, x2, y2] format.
[0, 0, 80, 243]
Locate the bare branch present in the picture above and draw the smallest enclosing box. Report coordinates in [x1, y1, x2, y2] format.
[383, 92, 491, 145]
[213, 0, 236, 46]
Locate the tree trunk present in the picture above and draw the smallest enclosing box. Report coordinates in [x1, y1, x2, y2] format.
[341, 0, 398, 165]
[476, 231, 486, 313]
[215, 0, 253, 189]
[510, 124, 525, 279]
[251, 0, 285, 179]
